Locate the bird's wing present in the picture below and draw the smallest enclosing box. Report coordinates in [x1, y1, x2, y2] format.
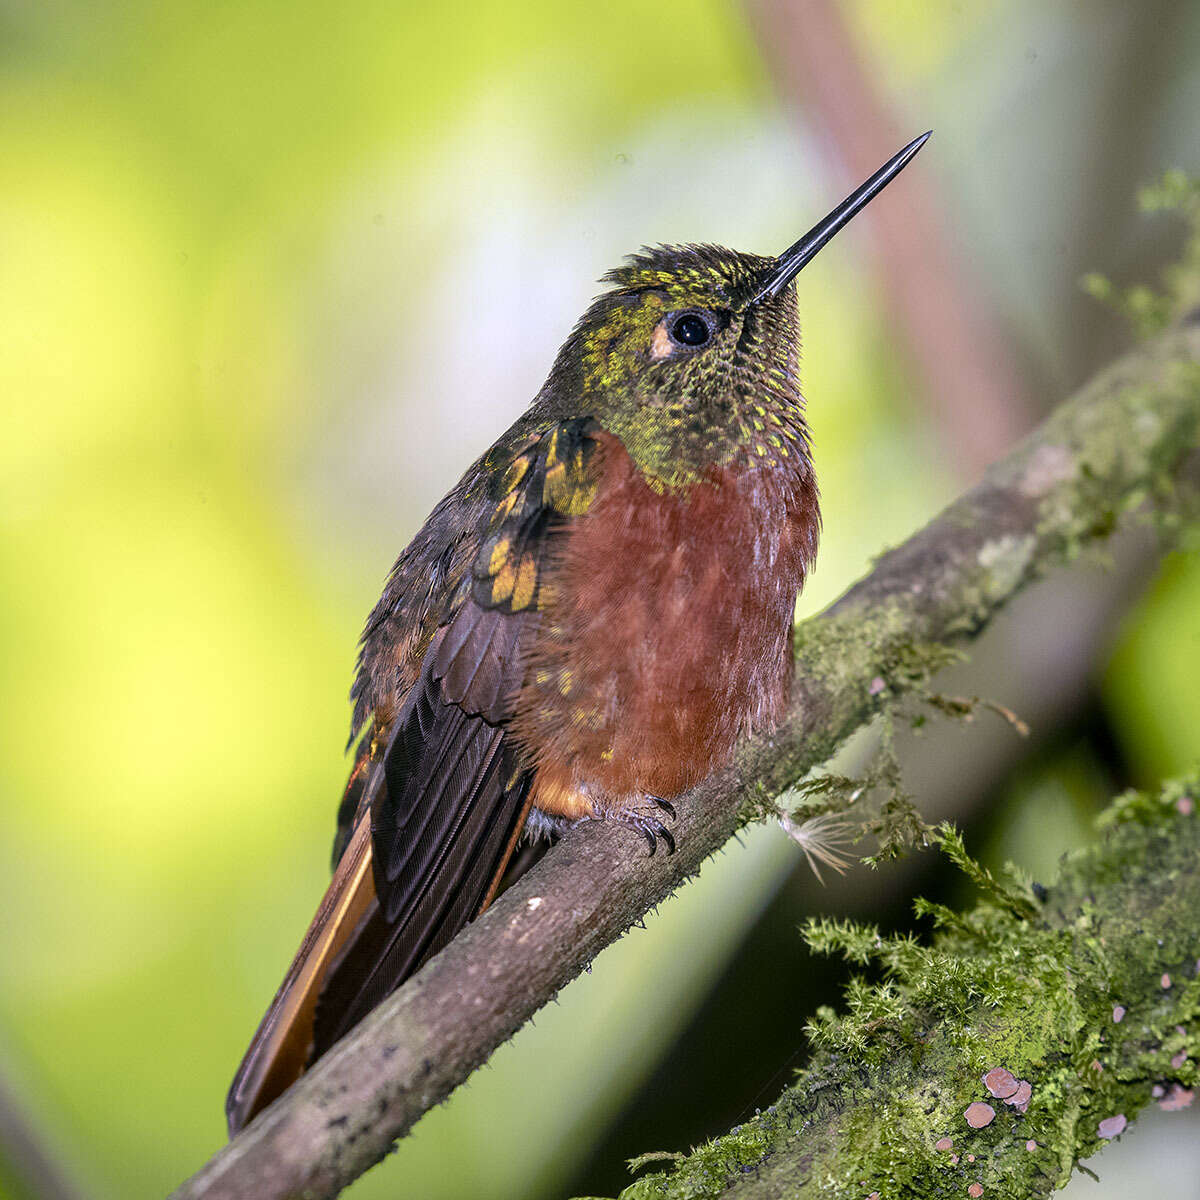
[226, 418, 601, 1135]
[313, 417, 602, 1049]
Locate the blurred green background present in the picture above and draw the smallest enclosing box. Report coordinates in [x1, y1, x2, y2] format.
[3, 1, 1200, 1197]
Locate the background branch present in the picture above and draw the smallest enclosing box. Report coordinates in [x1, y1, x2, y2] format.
[745, 0, 1037, 476]
[171, 321, 1200, 1200]
[0, 1065, 87, 1200]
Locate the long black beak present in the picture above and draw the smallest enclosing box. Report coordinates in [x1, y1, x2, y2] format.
[750, 130, 931, 305]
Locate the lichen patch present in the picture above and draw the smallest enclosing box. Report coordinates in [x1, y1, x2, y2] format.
[982, 1067, 1019, 1099]
[964, 1102, 995, 1129]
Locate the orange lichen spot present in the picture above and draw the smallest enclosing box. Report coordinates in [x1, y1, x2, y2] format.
[968, 1184, 983, 1198]
[1097, 1114, 1127, 1139]
[934, 1136, 954, 1152]
[1112, 1005, 1126, 1023]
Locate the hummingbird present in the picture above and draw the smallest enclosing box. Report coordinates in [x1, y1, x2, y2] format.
[225, 131, 930, 1135]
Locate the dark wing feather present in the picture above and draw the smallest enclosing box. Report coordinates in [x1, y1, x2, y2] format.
[228, 419, 603, 1132]
[434, 602, 524, 723]
[311, 663, 532, 1055]
[309, 419, 602, 1060]
[375, 637, 519, 910]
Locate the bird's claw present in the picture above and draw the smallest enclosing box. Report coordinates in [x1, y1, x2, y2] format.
[654, 822, 676, 856]
[620, 797, 677, 857]
[633, 818, 675, 857]
[646, 793, 675, 820]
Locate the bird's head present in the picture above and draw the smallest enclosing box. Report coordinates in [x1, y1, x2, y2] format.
[542, 133, 930, 487]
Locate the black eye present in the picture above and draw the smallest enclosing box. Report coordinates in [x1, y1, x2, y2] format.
[669, 312, 711, 347]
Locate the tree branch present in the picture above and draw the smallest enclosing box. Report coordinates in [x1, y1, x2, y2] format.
[171, 321, 1200, 1200]
[608, 774, 1200, 1199]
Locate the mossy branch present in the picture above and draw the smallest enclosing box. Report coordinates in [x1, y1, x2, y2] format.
[171, 318, 1200, 1200]
[608, 775, 1200, 1200]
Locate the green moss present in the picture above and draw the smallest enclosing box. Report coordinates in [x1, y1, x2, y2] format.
[792, 607, 964, 692]
[1083, 171, 1200, 336]
[928, 823, 1038, 920]
[599, 771, 1200, 1200]
[1098, 774, 1197, 831]
[975, 533, 1037, 599]
[789, 616, 1023, 866]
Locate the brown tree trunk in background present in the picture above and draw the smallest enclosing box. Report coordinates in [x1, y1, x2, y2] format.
[745, 0, 1036, 478]
[1058, 0, 1181, 384]
[0, 1068, 87, 1200]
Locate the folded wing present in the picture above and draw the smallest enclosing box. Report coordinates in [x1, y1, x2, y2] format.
[225, 419, 600, 1135]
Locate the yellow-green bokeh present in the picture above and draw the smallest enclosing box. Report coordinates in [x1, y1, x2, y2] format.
[2, 3, 1199, 1198]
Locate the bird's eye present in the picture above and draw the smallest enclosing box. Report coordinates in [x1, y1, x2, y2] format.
[668, 312, 712, 347]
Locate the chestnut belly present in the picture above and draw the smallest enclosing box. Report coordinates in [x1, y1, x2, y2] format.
[514, 437, 817, 818]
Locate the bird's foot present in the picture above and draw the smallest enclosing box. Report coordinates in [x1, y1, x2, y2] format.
[575, 793, 678, 855]
[613, 794, 677, 856]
